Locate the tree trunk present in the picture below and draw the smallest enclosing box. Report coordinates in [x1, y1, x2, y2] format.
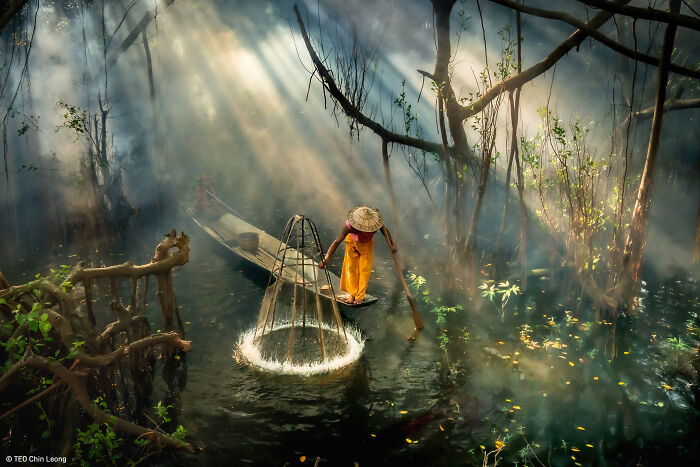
[515, 146, 527, 290]
[432, 0, 474, 270]
[105, 0, 176, 71]
[381, 139, 400, 233]
[464, 151, 492, 255]
[142, 29, 163, 226]
[494, 92, 517, 257]
[619, 0, 680, 305]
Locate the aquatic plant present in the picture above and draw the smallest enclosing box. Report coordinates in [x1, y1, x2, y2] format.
[479, 280, 521, 320]
[409, 273, 463, 355]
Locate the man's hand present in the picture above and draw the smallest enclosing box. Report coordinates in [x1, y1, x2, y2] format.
[318, 259, 326, 269]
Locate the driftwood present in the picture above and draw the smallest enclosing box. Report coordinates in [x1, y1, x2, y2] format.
[0, 229, 194, 456]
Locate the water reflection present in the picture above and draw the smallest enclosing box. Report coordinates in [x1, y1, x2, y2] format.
[4, 209, 698, 465]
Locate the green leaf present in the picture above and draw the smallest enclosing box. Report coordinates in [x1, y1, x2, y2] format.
[40, 313, 48, 321]
[39, 321, 52, 335]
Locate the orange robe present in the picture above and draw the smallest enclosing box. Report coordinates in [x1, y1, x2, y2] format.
[339, 234, 374, 301]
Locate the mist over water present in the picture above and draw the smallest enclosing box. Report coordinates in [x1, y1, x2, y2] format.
[1, 0, 699, 465]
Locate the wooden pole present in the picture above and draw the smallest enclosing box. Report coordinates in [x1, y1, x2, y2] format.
[381, 227, 424, 330]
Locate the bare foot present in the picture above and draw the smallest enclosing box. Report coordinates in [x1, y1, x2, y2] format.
[353, 298, 364, 305]
[340, 295, 355, 304]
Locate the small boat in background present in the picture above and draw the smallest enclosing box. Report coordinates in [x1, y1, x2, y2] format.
[183, 191, 377, 308]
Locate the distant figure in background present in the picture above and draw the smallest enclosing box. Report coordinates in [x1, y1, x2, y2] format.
[318, 206, 396, 304]
[194, 174, 217, 216]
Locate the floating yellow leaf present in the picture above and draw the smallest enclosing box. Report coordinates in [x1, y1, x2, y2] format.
[405, 438, 412, 443]
[618, 381, 625, 386]
[495, 440, 505, 449]
[412, 440, 419, 444]
[571, 456, 576, 460]
[505, 399, 511, 402]
[571, 447, 580, 452]
[497, 341, 505, 345]
[662, 384, 673, 390]
[513, 406, 521, 410]
[370, 434, 376, 437]
[512, 360, 519, 364]
[593, 376, 599, 380]
[569, 361, 575, 366]
[400, 410, 408, 414]
[586, 444, 594, 448]
[439, 425, 444, 431]
[300, 456, 306, 462]
[480, 445, 486, 450]
[577, 426, 586, 431]
[623, 351, 630, 355]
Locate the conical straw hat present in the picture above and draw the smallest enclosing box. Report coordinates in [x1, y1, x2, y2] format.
[347, 206, 383, 232]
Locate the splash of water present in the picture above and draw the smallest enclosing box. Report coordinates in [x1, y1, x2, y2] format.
[236, 321, 364, 376]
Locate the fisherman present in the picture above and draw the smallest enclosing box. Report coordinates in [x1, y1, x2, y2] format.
[194, 174, 217, 215]
[318, 206, 396, 304]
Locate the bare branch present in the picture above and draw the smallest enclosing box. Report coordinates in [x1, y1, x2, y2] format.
[632, 96, 700, 121]
[0, 353, 194, 451]
[77, 331, 191, 367]
[488, 0, 700, 79]
[579, 0, 700, 32]
[65, 231, 189, 284]
[105, 0, 177, 71]
[457, 2, 631, 121]
[0, 381, 63, 421]
[293, 4, 444, 156]
[98, 315, 148, 346]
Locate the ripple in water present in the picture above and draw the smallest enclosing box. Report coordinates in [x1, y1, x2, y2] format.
[237, 321, 364, 375]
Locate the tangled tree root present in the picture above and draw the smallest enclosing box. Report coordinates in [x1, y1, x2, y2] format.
[0, 229, 196, 456]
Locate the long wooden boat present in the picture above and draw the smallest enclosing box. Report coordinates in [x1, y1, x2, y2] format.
[183, 201, 377, 308]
